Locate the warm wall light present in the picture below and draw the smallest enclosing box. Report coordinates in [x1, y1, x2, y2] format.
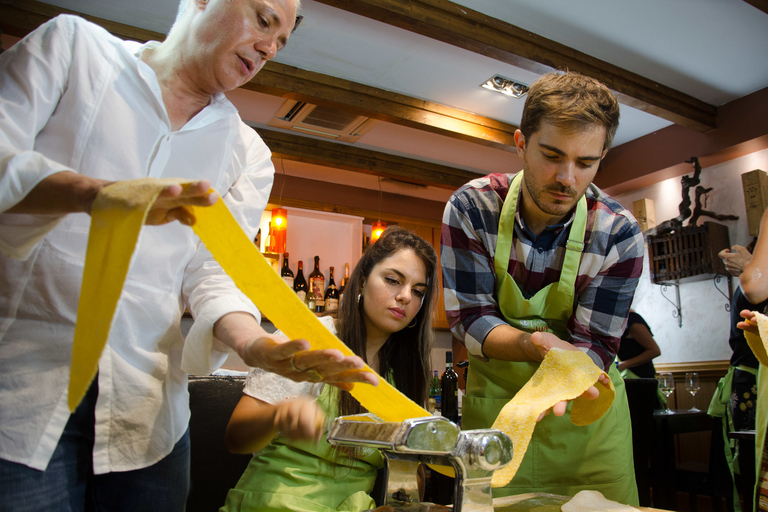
[269, 207, 287, 253]
[371, 220, 386, 243]
[481, 75, 529, 98]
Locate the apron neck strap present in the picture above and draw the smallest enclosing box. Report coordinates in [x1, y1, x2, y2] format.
[495, 172, 587, 300]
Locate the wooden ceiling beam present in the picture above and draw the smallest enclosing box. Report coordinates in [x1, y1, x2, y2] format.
[742, 0, 768, 15]
[0, 0, 159, 42]
[0, 0, 517, 152]
[256, 127, 480, 189]
[242, 63, 518, 151]
[312, 0, 718, 132]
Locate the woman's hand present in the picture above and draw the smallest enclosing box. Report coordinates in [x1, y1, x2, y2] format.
[273, 397, 326, 443]
[738, 309, 759, 337]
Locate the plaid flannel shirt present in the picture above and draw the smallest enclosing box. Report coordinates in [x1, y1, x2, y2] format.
[440, 172, 644, 370]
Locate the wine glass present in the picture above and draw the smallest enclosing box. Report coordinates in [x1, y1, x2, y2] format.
[685, 372, 701, 412]
[658, 372, 676, 414]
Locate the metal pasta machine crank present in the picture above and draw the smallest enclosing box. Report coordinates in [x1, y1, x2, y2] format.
[327, 414, 513, 511]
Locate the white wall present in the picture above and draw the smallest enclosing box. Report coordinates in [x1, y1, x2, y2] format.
[612, 148, 768, 364]
[258, 207, 363, 280]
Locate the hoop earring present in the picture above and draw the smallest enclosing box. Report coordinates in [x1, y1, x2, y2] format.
[407, 317, 417, 329]
[358, 294, 363, 307]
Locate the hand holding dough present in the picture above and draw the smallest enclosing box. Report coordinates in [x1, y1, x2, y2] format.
[490, 348, 615, 487]
[743, 310, 768, 366]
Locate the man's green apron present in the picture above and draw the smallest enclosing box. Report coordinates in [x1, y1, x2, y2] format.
[462, 172, 638, 505]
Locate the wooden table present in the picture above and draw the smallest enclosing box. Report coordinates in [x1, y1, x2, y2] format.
[651, 409, 713, 510]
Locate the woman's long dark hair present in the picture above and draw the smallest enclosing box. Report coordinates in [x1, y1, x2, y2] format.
[334, 226, 437, 418]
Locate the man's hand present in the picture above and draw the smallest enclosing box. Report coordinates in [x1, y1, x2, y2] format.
[719, 245, 752, 277]
[144, 180, 218, 226]
[528, 331, 576, 360]
[536, 373, 611, 421]
[6, 173, 218, 227]
[241, 335, 379, 390]
[530, 331, 609, 421]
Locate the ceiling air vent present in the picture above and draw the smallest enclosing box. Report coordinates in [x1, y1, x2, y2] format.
[268, 100, 378, 142]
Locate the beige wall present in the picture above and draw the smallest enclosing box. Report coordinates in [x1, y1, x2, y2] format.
[613, 147, 768, 364]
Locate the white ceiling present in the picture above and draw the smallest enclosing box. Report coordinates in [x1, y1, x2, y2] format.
[20, 0, 768, 198]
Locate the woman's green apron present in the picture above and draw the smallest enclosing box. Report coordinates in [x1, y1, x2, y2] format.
[220, 385, 383, 512]
[462, 172, 638, 505]
[755, 364, 768, 509]
[708, 364, 758, 512]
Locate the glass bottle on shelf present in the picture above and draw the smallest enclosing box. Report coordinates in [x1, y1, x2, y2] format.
[308, 256, 325, 313]
[430, 370, 441, 413]
[253, 228, 261, 251]
[339, 263, 349, 300]
[306, 288, 316, 311]
[280, 253, 294, 288]
[294, 260, 307, 303]
[441, 351, 459, 423]
[324, 266, 340, 311]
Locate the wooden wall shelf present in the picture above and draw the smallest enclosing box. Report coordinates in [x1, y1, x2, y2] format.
[648, 222, 730, 285]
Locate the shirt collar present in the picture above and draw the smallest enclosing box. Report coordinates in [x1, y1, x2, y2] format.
[512, 181, 577, 238]
[128, 41, 239, 130]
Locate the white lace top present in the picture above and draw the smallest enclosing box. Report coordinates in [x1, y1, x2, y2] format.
[242, 316, 337, 404]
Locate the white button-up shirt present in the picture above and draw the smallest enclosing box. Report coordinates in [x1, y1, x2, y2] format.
[0, 15, 273, 473]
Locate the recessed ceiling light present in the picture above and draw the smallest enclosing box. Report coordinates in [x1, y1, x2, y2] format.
[480, 75, 529, 98]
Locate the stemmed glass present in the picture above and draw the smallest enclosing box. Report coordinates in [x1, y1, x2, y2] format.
[658, 372, 676, 414]
[685, 372, 701, 412]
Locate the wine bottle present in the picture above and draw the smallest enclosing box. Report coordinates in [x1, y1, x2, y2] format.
[306, 288, 316, 311]
[280, 253, 294, 288]
[339, 263, 349, 299]
[324, 266, 340, 311]
[441, 351, 459, 423]
[308, 256, 325, 313]
[254, 228, 262, 251]
[430, 370, 441, 411]
[294, 260, 307, 303]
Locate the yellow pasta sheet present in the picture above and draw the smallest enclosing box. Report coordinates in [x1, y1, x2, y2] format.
[69, 179, 187, 411]
[490, 348, 615, 487]
[744, 310, 768, 367]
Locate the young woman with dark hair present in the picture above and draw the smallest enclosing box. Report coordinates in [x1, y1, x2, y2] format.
[220, 226, 438, 512]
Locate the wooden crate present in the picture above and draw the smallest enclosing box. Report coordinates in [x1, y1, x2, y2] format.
[741, 169, 768, 237]
[633, 198, 657, 234]
[647, 222, 730, 284]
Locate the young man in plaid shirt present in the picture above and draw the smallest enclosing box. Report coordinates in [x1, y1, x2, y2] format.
[441, 72, 644, 504]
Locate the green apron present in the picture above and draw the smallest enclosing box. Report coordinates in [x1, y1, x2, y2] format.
[755, 364, 768, 509]
[462, 172, 638, 505]
[220, 385, 384, 512]
[708, 364, 758, 512]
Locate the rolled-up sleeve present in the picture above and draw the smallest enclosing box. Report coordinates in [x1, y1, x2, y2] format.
[440, 186, 507, 361]
[570, 212, 644, 369]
